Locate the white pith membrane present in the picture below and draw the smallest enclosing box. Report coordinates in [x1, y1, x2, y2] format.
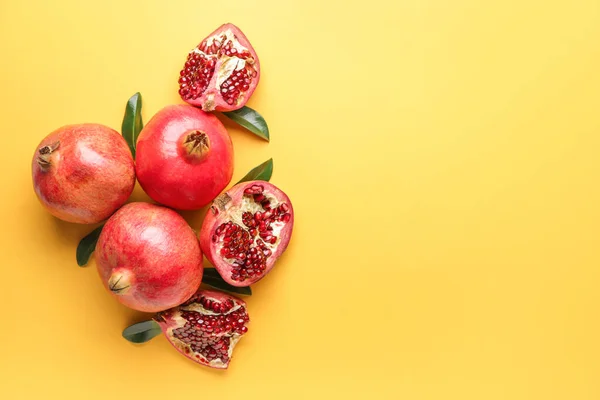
[166, 296, 249, 368]
[213, 189, 290, 282]
[179, 28, 256, 107]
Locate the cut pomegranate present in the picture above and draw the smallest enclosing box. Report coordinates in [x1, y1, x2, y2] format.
[178, 23, 260, 112]
[155, 290, 250, 369]
[199, 181, 294, 287]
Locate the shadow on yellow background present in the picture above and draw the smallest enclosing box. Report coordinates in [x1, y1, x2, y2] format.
[0, 0, 599, 399]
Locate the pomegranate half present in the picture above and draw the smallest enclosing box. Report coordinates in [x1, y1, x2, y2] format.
[135, 104, 234, 210]
[96, 202, 203, 312]
[178, 23, 260, 112]
[155, 290, 250, 369]
[200, 181, 294, 287]
[31, 124, 135, 224]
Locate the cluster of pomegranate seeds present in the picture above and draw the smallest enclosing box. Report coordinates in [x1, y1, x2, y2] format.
[171, 295, 249, 364]
[179, 32, 256, 105]
[212, 184, 291, 282]
[178, 53, 216, 101]
[220, 69, 252, 106]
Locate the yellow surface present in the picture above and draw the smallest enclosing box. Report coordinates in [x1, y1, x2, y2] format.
[0, 0, 599, 398]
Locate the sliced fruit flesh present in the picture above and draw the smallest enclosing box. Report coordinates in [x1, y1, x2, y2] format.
[168, 294, 249, 368]
[179, 29, 258, 106]
[212, 184, 291, 283]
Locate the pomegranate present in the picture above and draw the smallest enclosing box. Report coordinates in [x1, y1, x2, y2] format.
[135, 104, 234, 210]
[200, 181, 294, 287]
[96, 202, 203, 312]
[178, 23, 260, 112]
[155, 290, 250, 369]
[31, 124, 135, 224]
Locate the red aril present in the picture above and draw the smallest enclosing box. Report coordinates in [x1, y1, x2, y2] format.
[96, 202, 203, 312]
[199, 181, 294, 287]
[178, 23, 260, 112]
[135, 104, 234, 210]
[155, 290, 250, 369]
[31, 124, 135, 224]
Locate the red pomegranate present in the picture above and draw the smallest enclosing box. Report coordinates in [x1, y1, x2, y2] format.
[135, 104, 234, 210]
[96, 202, 203, 312]
[155, 290, 250, 369]
[200, 181, 294, 287]
[178, 23, 260, 112]
[31, 124, 135, 224]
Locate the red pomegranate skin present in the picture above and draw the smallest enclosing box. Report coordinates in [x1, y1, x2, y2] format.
[96, 202, 203, 312]
[135, 104, 234, 210]
[31, 124, 135, 224]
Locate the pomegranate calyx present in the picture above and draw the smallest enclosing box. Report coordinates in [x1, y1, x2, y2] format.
[201, 94, 216, 112]
[183, 130, 211, 158]
[36, 141, 60, 168]
[211, 193, 232, 214]
[108, 269, 133, 295]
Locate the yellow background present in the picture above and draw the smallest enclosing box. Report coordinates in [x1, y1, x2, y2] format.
[1, 0, 599, 398]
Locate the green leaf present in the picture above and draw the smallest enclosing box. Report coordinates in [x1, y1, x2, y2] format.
[76, 225, 104, 267]
[223, 106, 269, 141]
[202, 269, 252, 296]
[122, 320, 162, 344]
[236, 158, 273, 185]
[121, 92, 144, 157]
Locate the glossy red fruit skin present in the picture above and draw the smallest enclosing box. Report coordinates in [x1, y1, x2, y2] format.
[155, 289, 249, 369]
[180, 23, 260, 112]
[96, 202, 203, 312]
[199, 180, 294, 287]
[135, 104, 234, 210]
[31, 124, 135, 224]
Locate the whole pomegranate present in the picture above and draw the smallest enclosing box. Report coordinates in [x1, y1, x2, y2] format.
[31, 124, 135, 224]
[135, 104, 234, 210]
[155, 290, 250, 369]
[178, 23, 260, 112]
[200, 181, 294, 287]
[96, 202, 203, 312]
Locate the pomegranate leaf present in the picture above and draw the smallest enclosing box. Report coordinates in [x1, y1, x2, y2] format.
[236, 158, 273, 185]
[76, 225, 104, 267]
[202, 269, 252, 296]
[121, 92, 144, 157]
[223, 106, 269, 141]
[122, 320, 162, 344]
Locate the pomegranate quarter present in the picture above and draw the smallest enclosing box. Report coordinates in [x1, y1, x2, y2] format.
[200, 181, 294, 287]
[96, 202, 203, 312]
[135, 104, 234, 210]
[31, 124, 135, 224]
[155, 290, 250, 369]
[178, 23, 260, 112]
